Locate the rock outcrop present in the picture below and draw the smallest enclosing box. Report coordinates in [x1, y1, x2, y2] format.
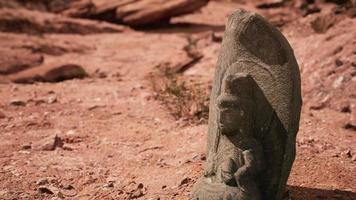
[0, 8, 126, 34]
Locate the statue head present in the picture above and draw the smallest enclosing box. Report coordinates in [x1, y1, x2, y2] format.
[217, 73, 256, 136]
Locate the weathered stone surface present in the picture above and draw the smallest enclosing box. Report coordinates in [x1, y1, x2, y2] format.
[0, 8, 126, 34]
[60, 0, 96, 17]
[191, 9, 302, 200]
[9, 63, 87, 83]
[116, 0, 209, 26]
[0, 0, 90, 13]
[59, 0, 208, 26]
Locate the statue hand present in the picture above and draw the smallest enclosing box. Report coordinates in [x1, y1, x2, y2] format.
[234, 166, 248, 187]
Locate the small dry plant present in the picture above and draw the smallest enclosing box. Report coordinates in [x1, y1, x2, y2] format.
[149, 63, 210, 124]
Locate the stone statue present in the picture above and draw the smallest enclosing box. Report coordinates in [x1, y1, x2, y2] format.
[191, 9, 302, 200]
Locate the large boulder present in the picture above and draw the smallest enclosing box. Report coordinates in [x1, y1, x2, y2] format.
[115, 0, 209, 26]
[0, 8, 126, 34]
[9, 63, 87, 83]
[60, 0, 209, 26]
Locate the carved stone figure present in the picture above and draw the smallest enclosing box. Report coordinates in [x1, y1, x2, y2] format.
[191, 9, 302, 200]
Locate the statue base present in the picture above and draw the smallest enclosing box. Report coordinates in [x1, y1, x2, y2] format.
[191, 177, 241, 200]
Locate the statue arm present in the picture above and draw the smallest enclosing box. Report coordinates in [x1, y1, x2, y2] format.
[234, 143, 263, 187]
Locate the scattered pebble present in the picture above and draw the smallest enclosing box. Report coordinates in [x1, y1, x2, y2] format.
[34, 135, 64, 151]
[62, 145, 74, 151]
[341, 149, 352, 159]
[48, 95, 57, 104]
[87, 104, 106, 111]
[38, 186, 53, 194]
[62, 184, 74, 190]
[192, 153, 206, 161]
[38, 186, 63, 198]
[0, 111, 6, 119]
[343, 123, 356, 131]
[21, 143, 32, 150]
[212, 31, 223, 42]
[332, 76, 344, 89]
[66, 129, 77, 136]
[36, 178, 49, 186]
[179, 177, 191, 187]
[102, 181, 114, 189]
[335, 59, 343, 67]
[126, 182, 145, 199]
[9, 99, 26, 106]
[94, 69, 108, 78]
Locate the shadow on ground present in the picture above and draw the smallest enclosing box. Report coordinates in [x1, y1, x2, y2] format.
[288, 185, 356, 200]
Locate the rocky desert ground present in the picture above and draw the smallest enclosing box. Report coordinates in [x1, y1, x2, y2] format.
[0, 0, 355, 199]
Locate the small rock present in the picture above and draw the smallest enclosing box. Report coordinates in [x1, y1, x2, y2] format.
[179, 177, 191, 187]
[341, 149, 352, 159]
[335, 59, 343, 67]
[0, 111, 6, 119]
[36, 178, 49, 186]
[310, 14, 337, 33]
[48, 96, 57, 104]
[340, 105, 351, 113]
[95, 69, 108, 78]
[127, 183, 145, 199]
[62, 145, 73, 151]
[102, 181, 114, 188]
[35, 135, 64, 151]
[212, 32, 223, 42]
[62, 184, 74, 190]
[21, 143, 32, 150]
[87, 105, 106, 111]
[148, 197, 160, 200]
[18, 150, 30, 154]
[9, 99, 26, 106]
[19, 193, 31, 199]
[332, 76, 344, 88]
[38, 186, 63, 198]
[256, 0, 284, 9]
[343, 123, 356, 131]
[130, 189, 144, 199]
[66, 129, 77, 136]
[331, 153, 339, 157]
[38, 186, 54, 194]
[192, 153, 206, 161]
[137, 183, 144, 189]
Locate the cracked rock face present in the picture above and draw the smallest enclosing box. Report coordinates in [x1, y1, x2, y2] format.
[191, 9, 302, 200]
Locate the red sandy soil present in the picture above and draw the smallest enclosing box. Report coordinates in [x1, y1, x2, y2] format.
[0, 0, 355, 199]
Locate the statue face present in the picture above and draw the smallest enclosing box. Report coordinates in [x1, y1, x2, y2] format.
[217, 97, 247, 135]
